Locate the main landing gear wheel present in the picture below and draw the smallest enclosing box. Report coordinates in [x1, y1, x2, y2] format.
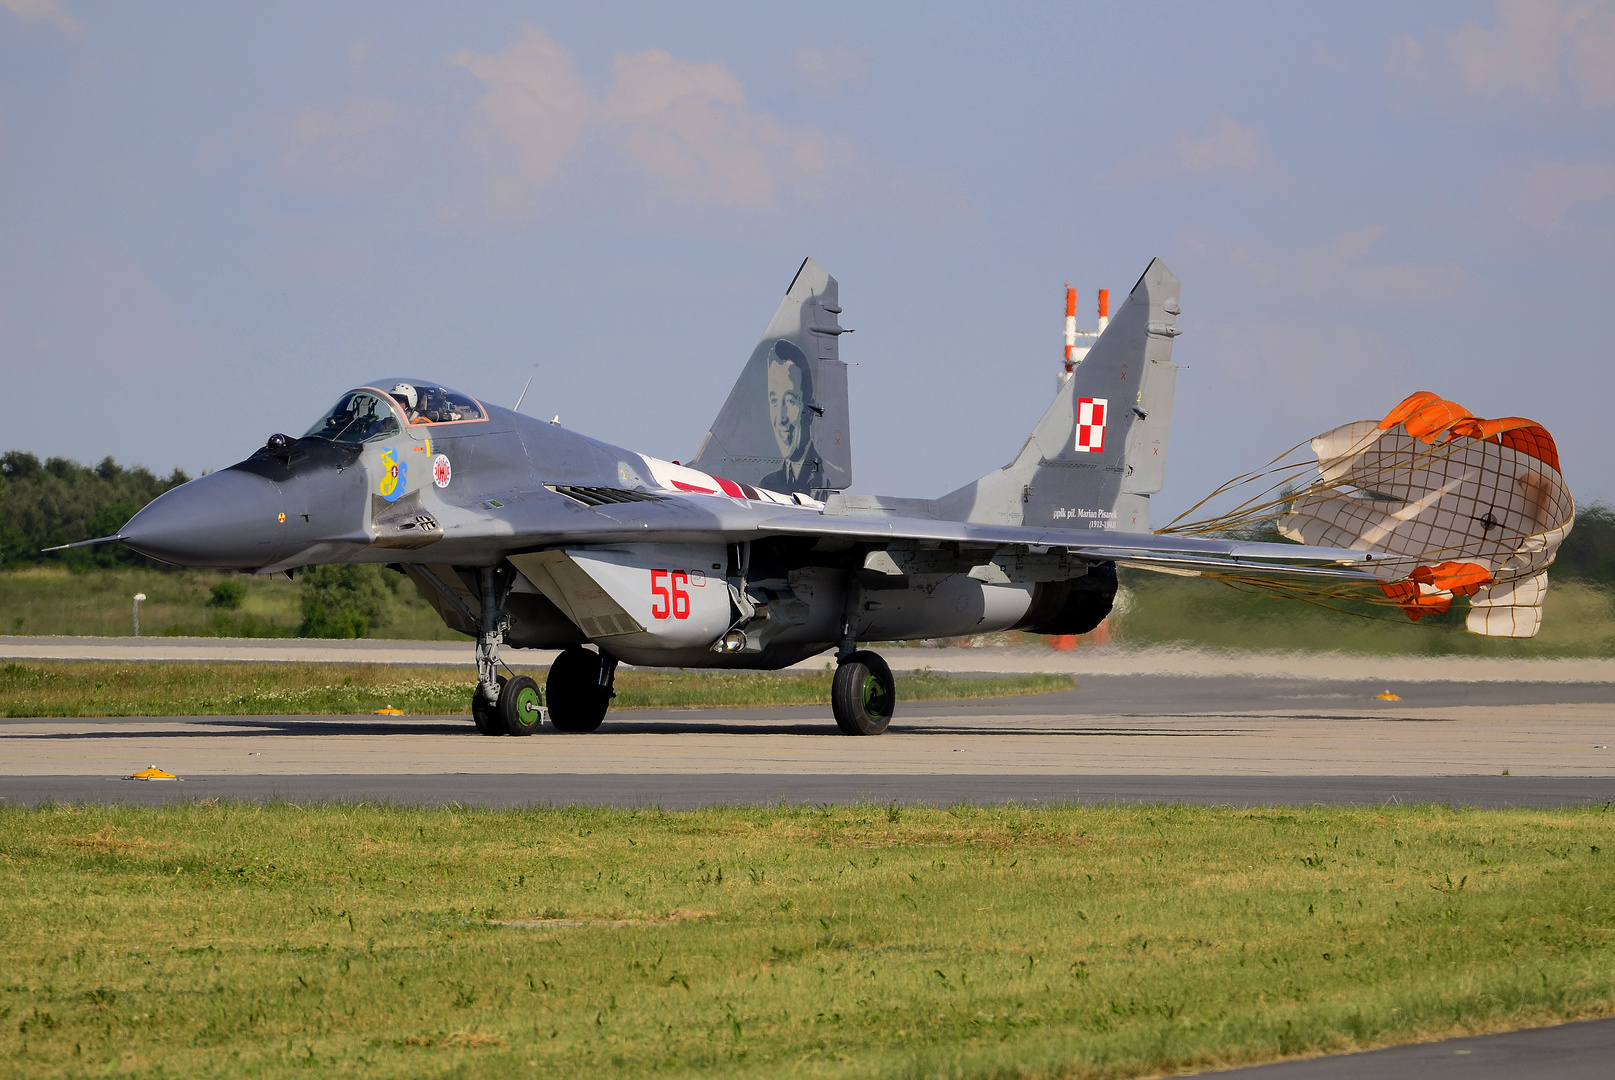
[546, 646, 614, 733]
[471, 674, 507, 736]
[832, 650, 895, 736]
[499, 674, 544, 736]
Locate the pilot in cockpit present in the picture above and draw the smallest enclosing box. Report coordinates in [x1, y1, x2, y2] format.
[391, 383, 425, 424]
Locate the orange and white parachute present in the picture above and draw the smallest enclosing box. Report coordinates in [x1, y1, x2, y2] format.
[1164, 391, 1575, 638]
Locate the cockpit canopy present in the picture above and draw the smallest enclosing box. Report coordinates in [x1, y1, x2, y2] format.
[303, 381, 488, 443]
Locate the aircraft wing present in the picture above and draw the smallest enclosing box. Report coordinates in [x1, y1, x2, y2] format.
[753, 513, 1384, 581]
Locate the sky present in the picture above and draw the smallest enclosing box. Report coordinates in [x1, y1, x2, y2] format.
[2, 0, 1612, 519]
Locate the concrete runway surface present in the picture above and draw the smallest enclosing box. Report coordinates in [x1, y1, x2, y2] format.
[4, 673, 1612, 807]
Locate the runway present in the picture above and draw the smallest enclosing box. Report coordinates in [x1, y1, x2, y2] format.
[1208, 1016, 1615, 1078]
[5, 673, 1613, 808]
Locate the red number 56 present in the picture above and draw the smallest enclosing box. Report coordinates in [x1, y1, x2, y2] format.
[650, 570, 691, 620]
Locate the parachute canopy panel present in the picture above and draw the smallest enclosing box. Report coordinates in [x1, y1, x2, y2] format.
[1164, 391, 1574, 639]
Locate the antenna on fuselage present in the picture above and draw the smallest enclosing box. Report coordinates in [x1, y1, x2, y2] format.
[512, 367, 537, 413]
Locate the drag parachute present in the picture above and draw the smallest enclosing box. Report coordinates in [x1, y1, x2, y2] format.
[1163, 391, 1575, 638]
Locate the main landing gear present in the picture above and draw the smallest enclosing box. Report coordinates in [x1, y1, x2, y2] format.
[831, 647, 896, 737]
[546, 645, 617, 733]
[829, 584, 895, 736]
[467, 566, 618, 736]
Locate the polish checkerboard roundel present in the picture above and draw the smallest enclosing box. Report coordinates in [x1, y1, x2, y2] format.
[1075, 397, 1107, 453]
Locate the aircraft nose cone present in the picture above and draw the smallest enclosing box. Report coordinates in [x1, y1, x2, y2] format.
[122, 469, 293, 568]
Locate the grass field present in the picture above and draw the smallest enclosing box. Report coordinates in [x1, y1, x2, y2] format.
[0, 567, 461, 640]
[1, 802, 1610, 1078]
[1112, 574, 1615, 658]
[0, 661, 1074, 718]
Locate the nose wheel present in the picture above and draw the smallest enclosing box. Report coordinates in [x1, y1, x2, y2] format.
[470, 673, 546, 736]
[832, 650, 895, 735]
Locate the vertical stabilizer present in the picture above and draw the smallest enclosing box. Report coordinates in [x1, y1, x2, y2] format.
[691, 258, 852, 496]
[937, 258, 1181, 532]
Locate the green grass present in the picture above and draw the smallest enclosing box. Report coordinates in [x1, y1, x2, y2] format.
[1112, 572, 1615, 657]
[0, 662, 1074, 717]
[1, 802, 1611, 1078]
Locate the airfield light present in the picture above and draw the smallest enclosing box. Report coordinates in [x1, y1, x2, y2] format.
[133, 593, 146, 637]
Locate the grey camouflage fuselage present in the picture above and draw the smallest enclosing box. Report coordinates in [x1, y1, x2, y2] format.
[115, 258, 1378, 674]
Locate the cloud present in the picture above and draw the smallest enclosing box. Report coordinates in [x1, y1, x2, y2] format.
[258, 25, 879, 235]
[1509, 159, 1615, 228]
[448, 26, 858, 221]
[0, 0, 78, 35]
[1206, 318, 1404, 414]
[602, 47, 855, 211]
[1112, 112, 1276, 183]
[273, 97, 405, 192]
[1312, 45, 1346, 70]
[1190, 226, 1467, 307]
[1382, 34, 1424, 80]
[792, 47, 869, 96]
[452, 27, 593, 218]
[1393, 0, 1615, 109]
[0, 236, 208, 379]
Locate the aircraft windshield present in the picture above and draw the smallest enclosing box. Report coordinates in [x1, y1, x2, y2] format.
[303, 391, 403, 444]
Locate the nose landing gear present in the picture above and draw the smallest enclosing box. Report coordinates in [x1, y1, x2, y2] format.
[469, 565, 550, 737]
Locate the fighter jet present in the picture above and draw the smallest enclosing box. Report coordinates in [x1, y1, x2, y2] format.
[59, 258, 1381, 736]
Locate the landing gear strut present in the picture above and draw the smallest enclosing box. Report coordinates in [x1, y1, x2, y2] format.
[469, 565, 548, 737]
[829, 581, 894, 736]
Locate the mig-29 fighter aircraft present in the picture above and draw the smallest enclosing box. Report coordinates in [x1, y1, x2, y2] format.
[67, 258, 1386, 736]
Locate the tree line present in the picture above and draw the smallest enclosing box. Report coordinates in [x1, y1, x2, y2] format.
[0, 451, 190, 569]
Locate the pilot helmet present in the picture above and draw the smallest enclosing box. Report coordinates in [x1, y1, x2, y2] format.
[390, 383, 419, 411]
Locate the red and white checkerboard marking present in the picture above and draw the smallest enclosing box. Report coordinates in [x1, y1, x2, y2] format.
[1075, 397, 1107, 453]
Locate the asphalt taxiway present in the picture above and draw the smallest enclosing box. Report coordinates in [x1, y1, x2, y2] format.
[5, 672, 1612, 808]
[1208, 1016, 1615, 1078]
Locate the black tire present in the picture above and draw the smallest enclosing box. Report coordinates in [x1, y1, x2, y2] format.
[471, 674, 507, 736]
[498, 674, 545, 736]
[546, 647, 610, 733]
[831, 650, 895, 736]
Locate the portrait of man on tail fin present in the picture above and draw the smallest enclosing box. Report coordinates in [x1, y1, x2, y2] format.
[760, 339, 820, 494]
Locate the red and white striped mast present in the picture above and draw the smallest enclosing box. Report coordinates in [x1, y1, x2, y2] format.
[1059, 283, 1109, 387]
